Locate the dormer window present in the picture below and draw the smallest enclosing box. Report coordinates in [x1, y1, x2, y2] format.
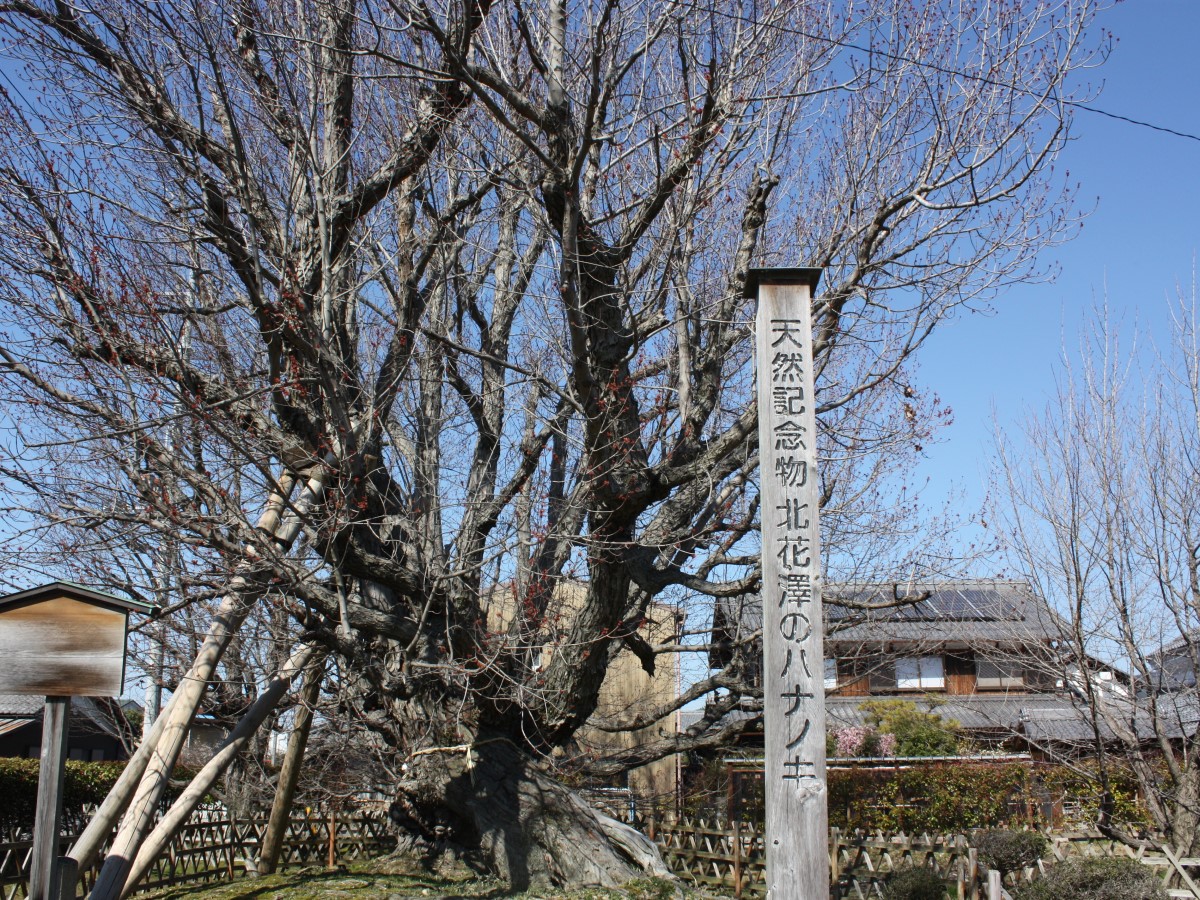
[895, 656, 944, 690]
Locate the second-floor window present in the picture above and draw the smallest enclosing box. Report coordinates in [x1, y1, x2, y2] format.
[977, 658, 1024, 689]
[895, 656, 945, 690]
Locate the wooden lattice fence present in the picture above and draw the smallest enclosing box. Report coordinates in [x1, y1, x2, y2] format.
[0, 806, 395, 900]
[652, 817, 765, 898]
[7, 805, 1199, 900]
[653, 819, 1200, 899]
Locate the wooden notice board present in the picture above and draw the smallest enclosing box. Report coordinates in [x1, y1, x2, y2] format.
[0, 582, 150, 696]
[0, 581, 150, 900]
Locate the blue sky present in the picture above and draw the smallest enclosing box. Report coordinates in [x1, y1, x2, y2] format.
[909, 0, 1200, 563]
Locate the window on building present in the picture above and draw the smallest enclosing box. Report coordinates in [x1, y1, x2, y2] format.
[976, 658, 1025, 689]
[824, 658, 838, 689]
[895, 656, 945, 690]
[868, 659, 896, 691]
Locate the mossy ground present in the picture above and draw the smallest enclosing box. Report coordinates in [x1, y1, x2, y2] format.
[138, 861, 699, 900]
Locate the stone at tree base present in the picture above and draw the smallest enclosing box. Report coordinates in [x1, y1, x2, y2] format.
[393, 738, 673, 891]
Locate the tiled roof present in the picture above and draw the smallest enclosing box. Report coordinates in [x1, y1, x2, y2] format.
[0, 694, 46, 717]
[827, 693, 1075, 733]
[714, 581, 1063, 647]
[0, 694, 124, 738]
[680, 688, 1200, 746]
[828, 582, 1062, 643]
[0, 718, 35, 737]
[828, 691, 1197, 744]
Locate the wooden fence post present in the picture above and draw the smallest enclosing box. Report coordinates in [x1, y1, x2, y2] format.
[732, 818, 742, 900]
[956, 835, 966, 900]
[226, 810, 236, 879]
[987, 869, 1002, 900]
[57, 856, 77, 900]
[968, 848, 979, 900]
[726, 761, 735, 823]
[327, 809, 337, 868]
[830, 827, 840, 882]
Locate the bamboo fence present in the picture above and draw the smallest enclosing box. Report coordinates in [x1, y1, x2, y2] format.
[6, 806, 1199, 899]
[651, 818, 1200, 899]
[0, 805, 393, 900]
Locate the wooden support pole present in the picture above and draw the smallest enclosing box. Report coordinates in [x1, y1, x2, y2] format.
[259, 653, 325, 875]
[30, 697, 70, 900]
[117, 645, 317, 897]
[58, 856, 78, 900]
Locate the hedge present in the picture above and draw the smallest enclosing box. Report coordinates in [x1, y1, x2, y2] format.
[825, 762, 1150, 833]
[685, 758, 1153, 833]
[828, 763, 1028, 832]
[0, 757, 126, 831]
[0, 758, 205, 833]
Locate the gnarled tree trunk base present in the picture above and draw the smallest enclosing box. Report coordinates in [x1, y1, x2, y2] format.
[391, 739, 672, 890]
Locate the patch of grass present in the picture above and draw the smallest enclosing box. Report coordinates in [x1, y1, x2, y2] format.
[138, 864, 697, 900]
[138, 862, 500, 900]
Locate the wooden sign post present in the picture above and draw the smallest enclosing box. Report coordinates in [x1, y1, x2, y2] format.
[32, 696, 70, 900]
[0, 582, 151, 900]
[749, 268, 828, 900]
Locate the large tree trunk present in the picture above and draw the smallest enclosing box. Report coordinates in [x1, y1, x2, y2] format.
[393, 737, 670, 890]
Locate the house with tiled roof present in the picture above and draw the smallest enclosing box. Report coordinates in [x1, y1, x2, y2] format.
[709, 580, 1133, 751]
[0, 694, 137, 761]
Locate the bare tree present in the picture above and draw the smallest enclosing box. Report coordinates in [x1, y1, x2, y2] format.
[0, 0, 1105, 890]
[991, 291, 1200, 854]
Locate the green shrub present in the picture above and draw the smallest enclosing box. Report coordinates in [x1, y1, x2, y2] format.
[827, 763, 1028, 832]
[974, 829, 1047, 878]
[685, 756, 1152, 834]
[0, 758, 201, 832]
[1034, 765, 1150, 831]
[0, 758, 126, 831]
[861, 699, 961, 757]
[1015, 857, 1168, 900]
[881, 865, 946, 900]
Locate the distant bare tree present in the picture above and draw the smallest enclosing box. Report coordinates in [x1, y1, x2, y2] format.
[0, 0, 1105, 890]
[992, 290, 1200, 854]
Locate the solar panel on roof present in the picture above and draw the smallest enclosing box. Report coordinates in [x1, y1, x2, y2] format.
[959, 588, 1008, 619]
[934, 588, 974, 617]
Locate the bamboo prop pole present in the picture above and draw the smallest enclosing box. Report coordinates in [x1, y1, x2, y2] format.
[117, 645, 318, 898]
[87, 466, 328, 900]
[68, 472, 302, 873]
